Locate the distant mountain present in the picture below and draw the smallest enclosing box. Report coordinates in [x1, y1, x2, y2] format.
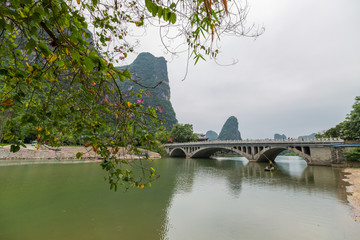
[218, 116, 242, 140]
[116, 52, 177, 130]
[298, 133, 316, 139]
[206, 130, 218, 141]
[274, 133, 286, 140]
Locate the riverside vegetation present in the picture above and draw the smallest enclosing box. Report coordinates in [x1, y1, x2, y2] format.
[317, 97, 360, 162]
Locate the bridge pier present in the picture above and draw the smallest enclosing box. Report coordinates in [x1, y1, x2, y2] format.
[307, 146, 346, 166]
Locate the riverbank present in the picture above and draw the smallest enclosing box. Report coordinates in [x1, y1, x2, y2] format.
[343, 168, 360, 221]
[0, 145, 161, 160]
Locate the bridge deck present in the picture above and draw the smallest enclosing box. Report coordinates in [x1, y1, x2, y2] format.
[164, 138, 344, 148]
[163, 138, 358, 165]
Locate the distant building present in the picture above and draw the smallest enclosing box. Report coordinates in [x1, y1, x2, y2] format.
[196, 133, 208, 142]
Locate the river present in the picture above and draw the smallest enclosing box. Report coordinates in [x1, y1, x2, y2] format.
[0, 156, 359, 240]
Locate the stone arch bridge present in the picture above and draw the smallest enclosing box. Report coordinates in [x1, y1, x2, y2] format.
[163, 138, 358, 166]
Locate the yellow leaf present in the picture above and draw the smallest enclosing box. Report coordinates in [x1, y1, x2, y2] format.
[112, 147, 119, 154]
[48, 55, 57, 63]
[49, 78, 56, 82]
[127, 102, 132, 108]
[26, 62, 33, 72]
[1, 98, 14, 106]
[77, 0, 80, 4]
[25, 78, 31, 84]
[37, 143, 41, 150]
[92, 145, 97, 152]
[65, 48, 69, 55]
[36, 126, 41, 131]
[26, 103, 29, 107]
[54, 136, 58, 141]
[37, 134, 40, 139]
[140, 184, 144, 189]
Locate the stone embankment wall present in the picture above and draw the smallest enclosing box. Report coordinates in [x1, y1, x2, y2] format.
[0, 145, 161, 160]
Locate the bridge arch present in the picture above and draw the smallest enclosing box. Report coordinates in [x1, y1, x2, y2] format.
[169, 148, 187, 158]
[257, 147, 311, 163]
[190, 146, 252, 160]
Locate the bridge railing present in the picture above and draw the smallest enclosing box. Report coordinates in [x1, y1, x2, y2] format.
[163, 138, 344, 147]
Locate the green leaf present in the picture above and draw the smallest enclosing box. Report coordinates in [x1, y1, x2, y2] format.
[72, 51, 80, 61]
[157, 7, 163, 18]
[25, 38, 36, 52]
[152, 8, 157, 17]
[123, 69, 131, 79]
[170, 12, 177, 24]
[56, 60, 64, 67]
[83, 57, 94, 71]
[163, 9, 169, 21]
[38, 42, 51, 57]
[10, 145, 20, 153]
[170, 3, 176, 9]
[76, 152, 84, 158]
[145, 0, 153, 12]
[119, 73, 125, 82]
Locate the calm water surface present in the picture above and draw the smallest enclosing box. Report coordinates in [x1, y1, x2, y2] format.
[0, 156, 359, 240]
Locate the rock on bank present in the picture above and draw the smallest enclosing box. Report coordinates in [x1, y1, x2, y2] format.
[343, 168, 360, 220]
[0, 145, 161, 160]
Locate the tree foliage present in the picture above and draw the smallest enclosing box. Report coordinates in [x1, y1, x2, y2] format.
[315, 123, 343, 138]
[154, 129, 171, 144]
[342, 96, 360, 139]
[0, 0, 260, 190]
[343, 147, 360, 162]
[170, 123, 197, 142]
[316, 96, 360, 140]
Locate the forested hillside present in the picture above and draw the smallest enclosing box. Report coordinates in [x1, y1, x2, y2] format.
[116, 53, 177, 130]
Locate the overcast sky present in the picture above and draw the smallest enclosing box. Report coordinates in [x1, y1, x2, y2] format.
[122, 0, 360, 139]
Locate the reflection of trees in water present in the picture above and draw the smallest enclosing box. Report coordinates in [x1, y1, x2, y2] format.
[170, 157, 348, 203]
[173, 158, 197, 193]
[170, 158, 246, 197]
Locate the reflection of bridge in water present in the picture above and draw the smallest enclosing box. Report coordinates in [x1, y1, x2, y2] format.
[164, 139, 360, 166]
[174, 157, 348, 203]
